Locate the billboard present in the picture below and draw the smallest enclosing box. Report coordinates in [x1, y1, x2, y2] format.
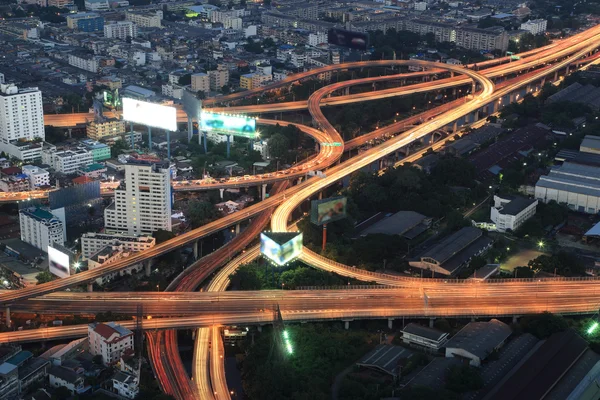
[311, 196, 347, 226]
[328, 28, 369, 50]
[200, 111, 257, 139]
[48, 245, 71, 278]
[260, 232, 303, 266]
[122, 98, 177, 131]
[182, 90, 201, 121]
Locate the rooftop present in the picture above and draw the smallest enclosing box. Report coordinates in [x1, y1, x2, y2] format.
[356, 344, 413, 377]
[445, 319, 512, 360]
[49, 365, 82, 384]
[497, 196, 537, 216]
[402, 323, 447, 342]
[420, 227, 483, 265]
[356, 211, 428, 237]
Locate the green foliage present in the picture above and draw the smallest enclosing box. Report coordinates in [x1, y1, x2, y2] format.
[36, 270, 54, 285]
[244, 38, 264, 54]
[242, 324, 376, 400]
[186, 199, 218, 228]
[153, 229, 175, 244]
[527, 251, 585, 277]
[513, 266, 535, 278]
[92, 354, 103, 365]
[434, 318, 452, 333]
[520, 312, 569, 339]
[229, 263, 263, 290]
[178, 74, 191, 86]
[267, 133, 290, 160]
[445, 365, 484, 393]
[111, 139, 129, 158]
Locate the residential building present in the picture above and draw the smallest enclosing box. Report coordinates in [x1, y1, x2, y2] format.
[401, 323, 449, 351]
[224, 17, 242, 30]
[80, 139, 111, 161]
[490, 194, 537, 232]
[208, 64, 229, 91]
[48, 0, 74, 6]
[3, 350, 49, 394]
[161, 83, 183, 99]
[68, 54, 99, 73]
[0, 141, 43, 162]
[308, 32, 327, 47]
[126, 11, 162, 28]
[279, 3, 318, 20]
[42, 145, 94, 174]
[19, 207, 65, 252]
[445, 319, 512, 367]
[191, 72, 210, 94]
[535, 161, 600, 213]
[78, 163, 107, 178]
[21, 165, 50, 189]
[520, 19, 547, 35]
[409, 227, 493, 275]
[85, 0, 109, 10]
[96, 76, 122, 90]
[0, 84, 44, 145]
[49, 366, 85, 394]
[87, 118, 126, 141]
[66, 13, 104, 32]
[88, 322, 134, 366]
[80, 232, 155, 259]
[104, 21, 137, 40]
[104, 162, 172, 235]
[0, 175, 29, 192]
[240, 73, 271, 90]
[414, 1, 427, 11]
[112, 371, 139, 399]
[87, 245, 143, 285]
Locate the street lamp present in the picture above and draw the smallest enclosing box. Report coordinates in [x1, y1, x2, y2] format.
[538, 240, 545, 249]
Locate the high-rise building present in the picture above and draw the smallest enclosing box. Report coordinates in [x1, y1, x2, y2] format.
[0, 84, 44, 145]
[104, 162, 172, 235]
[87, 118, 126, 140]
[125, 11, 162, 28]
[19, 207, 65, 252]
[191, 72, 210, 93]
[104, 21, 138, 40]
[520, 19, 547, 35]
[208, 64, 229, 91]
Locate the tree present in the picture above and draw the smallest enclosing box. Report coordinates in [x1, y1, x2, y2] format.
[520, 312, 568, 339]
[36, 270, 54, 285]
[153, 229, 175, 244]
[267, 133, 289, 160]
[196, 91, 206, 100]
[111, 139, 129, 158]
[187, 199, 218, 228]
[445, 365, 484, 393]
[229, 264, 262, 290]
[178, 74, 192, 86]
[514, 266, 534, 278]
[92, 354, 103, 365]
[52, 386, 72, 400]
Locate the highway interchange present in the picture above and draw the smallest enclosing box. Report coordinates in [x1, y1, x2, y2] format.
[6, 24, 600, 399]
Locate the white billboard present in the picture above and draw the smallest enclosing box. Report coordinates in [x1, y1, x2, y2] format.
[48, 245, 71, 278]
[122, 98, 177, 131]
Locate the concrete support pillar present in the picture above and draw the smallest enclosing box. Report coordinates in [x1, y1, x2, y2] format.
[474, 110, 480, 122]
[512, 315, 519, 324]
[219, 188, 224, 200]
[166, 130, 171, 159]
[344, 87, 350, 96]
[471, 317, 476, 322]
[257, 325, 262, 332]
[388, 318, 394, 329]
[318, 191, 323, 200]
[203, 131, 208, 153]
[261, 184, 267, 200]
[145, 260, 152, 277]
[130, 122, 135, 150]
[429, 318, 435, 328]
[493, 100, 500, 113]
[87, 283, 93, 292]
[68, 128, 72, 139]
[187, 116, 193, 143]
[297, 177, 302, 185]
[541, 78, 546, 87]
[226, 135, 231, 159]
[235, 223, 240, 234]
[554, 71, 558, 81]
[471, 82, 476, 94]
[148, 126, 152, 150]
[193, 240, 199, 259]
[450, 71, 454, 78]
[453, 121, 458, 133]
[192, 330, 196, 340]
[344, 320, 350, 330]
[5, 307, 10, 328]
[566, 65, 569, 75]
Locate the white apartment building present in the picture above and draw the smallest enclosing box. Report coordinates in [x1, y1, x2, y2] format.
[224, 17, 242, 30]
[0, 84, 44, 145]
[85, 0, 108, 10]
[208, 65, 229, 91]
[414, 1, 427, 10]
[290, 52, 307, 68]
[19, 207, 65, 252]
[88, 322, 134, 366]
[112, 372, 139, 399]
[49, 367, 85, 395]
[161, 83, 183, 99]
[68, 54, 99, 73]
[42, 145, 94, 174]
[22, 165, 50, 189]
[104, 21, 138, 40]
[126, 11, 162, 28]
[520, 19, 547, 35]
[104, 162, 172, 235]
[80, 232, 155, 259]
[490, 194, 538, 232]
[308, 32, 327, 47]
[191, 72, 210, 93]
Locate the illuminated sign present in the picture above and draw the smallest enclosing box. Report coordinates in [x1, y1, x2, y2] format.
[310, 196, 347, 226]
[200, 111, 257, 139]
[321, 142, 342, 147]
[260, 232, 303, 266]
[48, 245, 71, 279]
[122, 98, 177, 131]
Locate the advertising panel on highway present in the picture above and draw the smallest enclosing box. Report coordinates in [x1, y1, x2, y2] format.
[122, 98, 177, 131]
[200, 111, 257, 139]
[328, 28, 369, 50]
[48, 245, 71, 278]
[310, 196, 347, 226]
[260, 232, 303, 266]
